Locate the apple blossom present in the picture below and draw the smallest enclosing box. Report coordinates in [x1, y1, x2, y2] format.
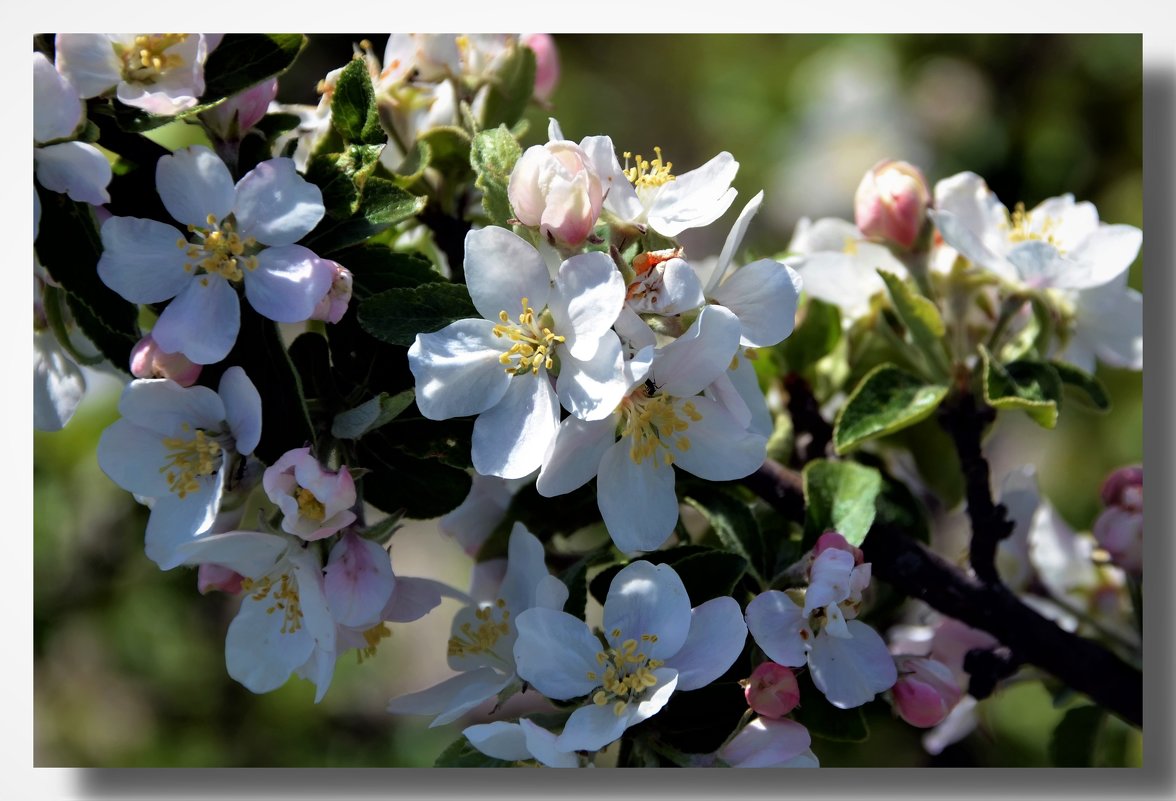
[55, 33, 220, 116]
[462, 720, 580, 768]
[33, 52, 111, 206]
[891, 655, 963, 728]
[1092, 465, 1143, 575]
[513, 561, 747, 754]
[854, 159, 930, 249]
[263, 447, 357, 541]
[408, 226, 628, 479]
[719, 718, 819, 768]
[98, 145, 335, 364]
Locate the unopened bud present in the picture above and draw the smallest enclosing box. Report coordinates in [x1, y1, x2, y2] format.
[1093, 465, 1143, 575]
[813, 530, 864, 566]
[743, 662, 801, 719]
[892, 656, 962, 728]
[508, 139, 603, 248]
[854, 160, 930, 250]
[130, 333, 201, 387]
[310, 261, 353, 324]
[521, 33, 560, 102]
[198, 563, 244, 595]
[201, 78, 279, 141]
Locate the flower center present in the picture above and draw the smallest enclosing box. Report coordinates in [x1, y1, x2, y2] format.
[294, 486, 327, 522]
[241, 572, 304, 635]
[491, 298, 565, 377]
[358, 623, 392, 663]
[623, 147, 676, 190]
[447, 598, 511, 660]
[1004, 202, 1064, 252]
[619, 388, 701, 467]
[117, 34, 189, 84]
[176, 214, 259, 284]
[159, 423, 222, 498]
[588, 628, 665, 717]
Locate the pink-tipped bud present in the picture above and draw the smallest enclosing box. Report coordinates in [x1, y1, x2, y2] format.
[743, 662, 801, 719]
[892, 656, 962, 728]
[200, 78, 279, 141]
[813, 530, 864, 566]
[854, 160, 930, 250]
[130, 333, 202, 387]
[197, 563, 244, 595]
[310, 261, 353, 324]
[508, 140, 603, 248]
[521, 33, 560, 102]
[1093, 465, 1143, 575]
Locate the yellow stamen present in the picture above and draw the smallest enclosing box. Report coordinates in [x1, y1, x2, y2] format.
[623, 146, 676, 189]
[158, 428, 222, 499]
[491, 298, 566, 377]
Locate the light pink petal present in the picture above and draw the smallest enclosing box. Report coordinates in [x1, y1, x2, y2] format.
[151, 275, 240, 365]
[97, 216, 191, 303]
[156, 146, 235, 229]
[324, 532, 395, 628]
[246, 245, 335, 323]
[234, 158, 325, 246]
[664, 596, 747, 691]
[808, 621, 898, 709]
[745, 591, 809, 667]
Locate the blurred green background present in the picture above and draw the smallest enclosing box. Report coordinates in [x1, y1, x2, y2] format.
[33, 33, 1142, 767]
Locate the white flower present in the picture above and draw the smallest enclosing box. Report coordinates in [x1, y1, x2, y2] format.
[55, 33, 219, 116]
[97, 367, 262, 569]
[719, 718, 819, 768]
[408, 226, 628, 479]
[387, 523, 568, 726]
[177, 529, 336, 700]
[746, 548, 897, 709]
[32, 328, 86, 432]
[262, 447, 357, 541]
[98, 146, 334, 364]
[590, 127, 738, 238]
[462, 719, 580, 768]
[536, 305, 767, 552]
[787, 216, 909, 324]
[33, 52, 111, 206]
[513, 560, 747, 754]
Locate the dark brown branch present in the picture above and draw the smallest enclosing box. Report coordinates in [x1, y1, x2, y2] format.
[937, 392, 1013, 584]
[741, 458, 1143, 728]
[784, 373, 833, 465]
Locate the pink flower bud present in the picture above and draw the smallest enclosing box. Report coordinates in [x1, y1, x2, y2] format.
[130, 333, 202, 387]
[310, 261, 353, 324]
[892, 656, 963, 728]
[854, 160, 930, 250]
[262, 447, 357, 541]
[508, 140, 603, 248]
[197, 563, 244, 595]
[200, 78, 279, 140]
[743, 662, 801, 719]
[813, 530, 864, 566]
[1093, 465, 1143, 574]
[520, 33, 560, 102]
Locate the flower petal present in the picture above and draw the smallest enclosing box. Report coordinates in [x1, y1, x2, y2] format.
[151, 275, 240, 365]
[932, 171, 1010, 258]
[712, 259, 802, 348]
[808, 620, 898, 708]
[720, 718, 813, 768]
[556, 332, 630, 421]
[35, 141, 112, 205]
[382, 576, 444, 622]
[650, 151, 738, 237]
[556, 701, 633, 754]
[325, 532, 395, 628]
[176, 530, 289, 576]
[745, 591, 809, 667]
[705, 190, 764, 295]
[409, 318, 511, 420]
[518, 719, 579, 768]
[603, 560, 692, 660]
[117, 377, 226, 436]
[652, 305, 742, 398]
[97, 216, 191, 303]
[218, 366, 262, 455]
[97, 420, 173, 497]
[1063, 225, 1142, 289]
[226, 593, 314, 694]
[550, 251, 625, 360]
[929, 209, 1017, 282]
[669, 395, 767, 482]
[33, 52, 83, 143]
[512, 607, 601, 700]
[665, 596, 747, 691]
[1075, 284, 1142, 370]
[144, 477, 223, 569]
[535, 414, 616, 497]
[246, 245, 334, 323]
[53, 34, 121, 98]
[234, 158, 325, 245]
[472, 374, 559, 480]
[596, 439, 678, 553]
[156, 146, 236, 229]
[387, 668, 512, 727]
[463, 227, 551, 323]
[33, 331, 85, 432]
[804, 548, 857, 615]
[463, 722, 531, 762]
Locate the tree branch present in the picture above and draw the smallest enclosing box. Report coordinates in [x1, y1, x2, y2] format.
[741, 458, 1144, 728]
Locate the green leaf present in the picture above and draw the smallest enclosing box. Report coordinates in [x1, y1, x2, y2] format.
[330, 57, 385, 145]
[802, 459, 883, 549]
[358, 283, 478, 346]
[418, 126, 473, 178]
[471, 125, 523, 228]
[357, 433, 471, 519]
[302, 177, 426, 255]
[287, 332, 337, 405]
[331, 390, 415, 439]
[388, 138, 432, 187]
[791, 672, 870, 742]
[684, 489, 767, 584]
[1050, 360, 1111, 412]
[873, 471, 931, 544]
[305, 145, 384, 219]
[434, 737, 513, 767]
[329, 245, 443, 297]
[980, 346, 1062, 428]
[878, 270, 950, 379]
[778, 297, 842, 373]
[833, 364, 948, 453]
[1048, 705, 1105, 766]
[382, 415, 473, 470]
[478, 45, 537, 130]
